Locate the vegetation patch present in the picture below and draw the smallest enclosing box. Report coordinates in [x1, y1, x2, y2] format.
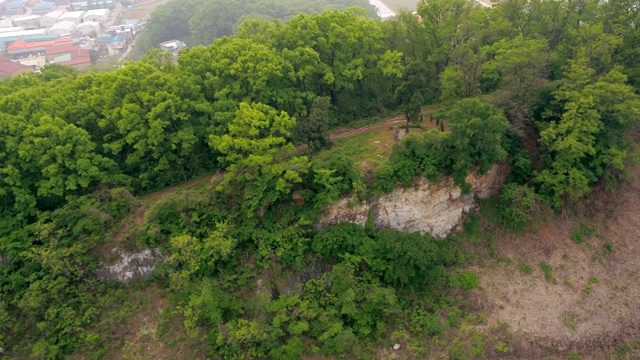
[539, 262, 558, 284]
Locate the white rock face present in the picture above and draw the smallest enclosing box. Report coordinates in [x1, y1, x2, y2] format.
[96, 248, 167, 285]
[318, 164, 509, 239]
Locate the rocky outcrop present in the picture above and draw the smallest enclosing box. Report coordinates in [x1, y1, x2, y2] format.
[96, 248, 168, 285]
[318, 163, 509, 239]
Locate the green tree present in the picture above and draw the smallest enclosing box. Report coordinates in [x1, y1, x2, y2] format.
[292, 96, 332, 152]
[209, 102, 310, 215]
[446, 98, 510, 187]
[482, 36, 550, 128]
[404, 92, 423, 133]
[1, 116, 115, 215]
[536, 59, 640, 206]
[439, 66, 464, 104]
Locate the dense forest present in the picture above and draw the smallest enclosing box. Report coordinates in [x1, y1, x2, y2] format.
[2, 0, 640, 358]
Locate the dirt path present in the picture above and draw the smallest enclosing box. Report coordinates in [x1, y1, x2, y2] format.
[140, 174, 217, 201]
[140, 108, 443, 202]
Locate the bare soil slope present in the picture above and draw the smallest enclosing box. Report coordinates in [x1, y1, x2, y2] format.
[471, 167, 640, 359]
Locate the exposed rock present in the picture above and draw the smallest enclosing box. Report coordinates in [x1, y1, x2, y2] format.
[318, 163, 509, 239]
[394, 127, 406, 142]
[393, 344, 401, 350]
[0, 254, 8, 266]
[96, 248, 168, 285]
[292, 191, 305, 206]
[320, 197, 371, 228]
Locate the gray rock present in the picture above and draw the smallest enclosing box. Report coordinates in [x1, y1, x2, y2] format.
[0, 254, 8, 266]
[96, 248, 167, 285]
[318, 163, 509, 239]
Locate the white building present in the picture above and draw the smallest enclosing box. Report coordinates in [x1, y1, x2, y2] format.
[40, 11, 63, 28]
[0, 19, 14, 28]
[159, 40, 185, 53]
[48, 20, 76, 35]
[57, 11, 85, 24]
[0, 29, 47, 40]
[13, 15, 42, 30]
[368, 0, 395, 20]
[0, 26, 23, 33]
[83, 9, 110, 23]
[74, 21, 100, 36]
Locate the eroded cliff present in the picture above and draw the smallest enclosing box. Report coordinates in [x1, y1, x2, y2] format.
[318, 163, 509, 239]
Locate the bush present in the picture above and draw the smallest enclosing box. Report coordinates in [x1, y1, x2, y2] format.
[450, 271, 480, 290]
[499, 184, 541, 231]
[372, 164, 397, 194]
[312, 222, 368, 259]
[571, 231, 584, 244]
[143, 199, 187, 245]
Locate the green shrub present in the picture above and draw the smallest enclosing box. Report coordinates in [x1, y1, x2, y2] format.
[571, 231, 584, 244]
[372, 164, 397, 194]
[450, 271, 480, 290]
[499, 184, 540, 231]
[538, 262, 557, 284]
[312, 222, 368, 259]
[410, 302, 446, 337]
[518, 260, 534, 275]
[145, 199, 186, 241]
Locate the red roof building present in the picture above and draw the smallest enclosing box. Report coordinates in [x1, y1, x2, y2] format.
[54, 47, 92, 69]
[45, 42, 81, 58]
[0, 55, 33, 78]
[7, 38, 74, 55]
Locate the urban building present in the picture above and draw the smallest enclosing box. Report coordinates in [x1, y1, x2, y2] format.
[57, 11, 84, 24]
[6, 37, 72, 56]
[83, 8, 109, 23]
[106, 34, 123, 55]
[69, 0, 113, 10]
[40, 10, 63, 28]
[48, 20, 76, 35]
[44, 41, 78, 60]
[74, 21, 100, 36]
[159, 40, 186, 54]
[4, 0, 26, 15]
[0, 19, 14, 28]
[12, 15, 41, 30]
[0, 26, 23, 33]
[0, 54, 32, 77]
[31, 1, 56, 15]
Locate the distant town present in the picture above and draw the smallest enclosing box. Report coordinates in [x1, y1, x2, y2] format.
[0, 0, 147, 77]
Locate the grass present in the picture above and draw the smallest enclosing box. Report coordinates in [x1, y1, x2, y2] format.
[566, 350, 583, 360]
[572, 223, 598, 244]
[518, 260, 534, 275]
[571, 231, 584, 244]
[603, 242, 614, 254]
[614, 340, 640, 359]
[316, 127, 398, 168]
[538, 262, 557, 284]
[315, 107, 446, 172]
[563, 311, 579, 331]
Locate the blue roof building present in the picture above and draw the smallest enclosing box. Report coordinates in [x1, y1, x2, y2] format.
[4, 0, 26, 15]
[32, 1, 56, 15]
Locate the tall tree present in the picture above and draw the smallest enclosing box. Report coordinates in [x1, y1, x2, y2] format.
[209, 102, 310, 215]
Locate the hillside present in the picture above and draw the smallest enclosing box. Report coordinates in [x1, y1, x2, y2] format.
[2, 1, 640, 359]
